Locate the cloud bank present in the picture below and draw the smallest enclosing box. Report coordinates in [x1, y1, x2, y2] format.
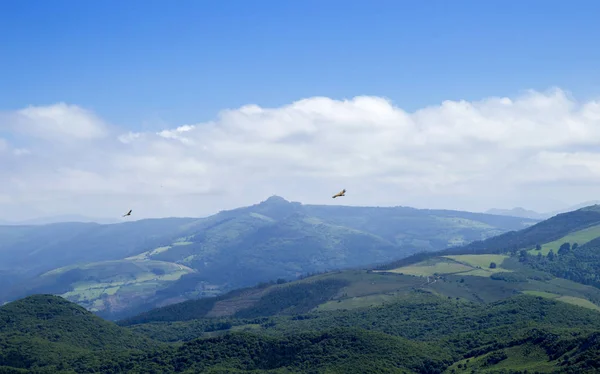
[1, 88, 600, 221]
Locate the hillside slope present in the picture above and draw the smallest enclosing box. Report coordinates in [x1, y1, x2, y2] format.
[119, 257, 600, 328]
[1, 196, 535, 319]
[0, 218, 197, 280]
[121, 292, 600, 373]
[3, 292, 600, 373]
[0, 295, 157, 372]
[115, 204, 600, 329]
[363, 205, 600, 312]
[377, 205, 600, 271]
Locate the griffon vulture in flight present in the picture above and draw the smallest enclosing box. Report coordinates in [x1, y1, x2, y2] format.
[332, 189, 346, 198]
[122, 209, 132, 217]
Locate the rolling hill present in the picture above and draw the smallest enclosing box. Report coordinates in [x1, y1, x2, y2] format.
[3, 292, 600, 373]
[0, 196, 536, 319]
[0, 294, 157, 373]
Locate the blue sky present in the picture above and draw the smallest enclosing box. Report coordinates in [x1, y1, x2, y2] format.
[2, 0, 600, 131]
[3, 1, 600, 220]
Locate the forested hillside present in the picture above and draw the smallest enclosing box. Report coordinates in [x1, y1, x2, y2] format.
[2, 293, 600, 373]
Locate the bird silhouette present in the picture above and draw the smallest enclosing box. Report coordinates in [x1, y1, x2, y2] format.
[332, 189, 346, 198]
[122, 209, 132, 217]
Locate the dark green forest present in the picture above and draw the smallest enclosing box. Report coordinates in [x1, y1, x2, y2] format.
[3, 291, 600, 373]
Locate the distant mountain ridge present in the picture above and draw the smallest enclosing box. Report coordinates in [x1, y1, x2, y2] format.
[0, 195, 536, 319]
[486, 200, 600, 219]
[485, 207, 548, 220]
[0, 214, 121, 225]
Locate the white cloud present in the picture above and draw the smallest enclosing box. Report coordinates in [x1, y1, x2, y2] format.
[0, 102, 108, 142]
[1, 87, 600, 221]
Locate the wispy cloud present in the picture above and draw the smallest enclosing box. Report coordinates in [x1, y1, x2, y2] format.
[1, 88, 599, 220]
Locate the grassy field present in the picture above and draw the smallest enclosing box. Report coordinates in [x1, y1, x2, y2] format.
[528, 223, 600, 255]
[444, 344, 557, 373]
[126, 239, 193, 260]
[382, 255, 512, 278]
[522, 290, 600, 312]
[444, 254, 509, 268]
[52, 260, 195, 312]
[385, 258, 473, 276]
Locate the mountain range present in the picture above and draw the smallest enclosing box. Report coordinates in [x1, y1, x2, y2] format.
[4, 201, 600, 372]
[0, 195, 537, 319]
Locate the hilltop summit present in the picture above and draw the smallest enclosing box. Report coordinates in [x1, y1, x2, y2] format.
[261, 195, 289, 204]
[0, 294, 152, 350]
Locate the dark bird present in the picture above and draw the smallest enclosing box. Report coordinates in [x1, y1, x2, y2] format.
[122, 209, 132, 217]
[332, 189, 346, 198]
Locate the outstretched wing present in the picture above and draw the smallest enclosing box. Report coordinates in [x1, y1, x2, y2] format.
[332, 189, 346, 198]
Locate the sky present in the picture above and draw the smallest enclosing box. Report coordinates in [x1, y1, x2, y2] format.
[2, 0, 600, 221]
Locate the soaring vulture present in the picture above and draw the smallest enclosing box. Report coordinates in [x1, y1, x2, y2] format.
[332, 189, 346, 198]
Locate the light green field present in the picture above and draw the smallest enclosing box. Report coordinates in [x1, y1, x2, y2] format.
[126, 247, 169, 260]
[444, 254, 509, 268]
[386, 255, 511, 278]
[126, 240, 193, 260]
[522, 290, 600, 312]
[53, 259, 195, 310]
[443, 254, 512, 276]
[444, 344, 556, 373]
[387, 260, 473, 276]
[522, 290, 557, 298]
[556, 296, 600, 311]
[528, 224, 600, 256]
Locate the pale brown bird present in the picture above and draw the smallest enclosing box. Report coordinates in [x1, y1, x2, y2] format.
[122, 209, 132, 217]
[332, 189, 346, 198]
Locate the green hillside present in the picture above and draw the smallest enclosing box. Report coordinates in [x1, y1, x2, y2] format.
[3, 293, 600, 373]
[118, 257, 600, 329]
[0, 294, 153, 350]
[527, 236, 600, 289]
[0, 295, 157, 373]
[527, 223, 600, 256]
[1, 196, 535, 319]
[371, 205, 600, 300]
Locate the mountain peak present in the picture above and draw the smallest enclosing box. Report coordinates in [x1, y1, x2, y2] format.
[1, 294, 89, 318]
[262, 195, 290, 204]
